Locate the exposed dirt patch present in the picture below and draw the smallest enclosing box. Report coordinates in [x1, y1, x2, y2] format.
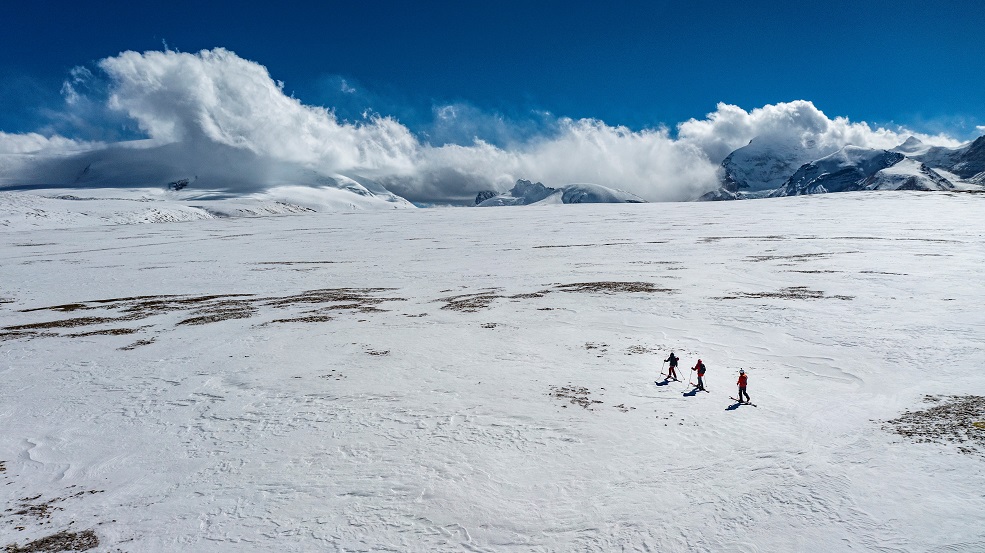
[123, 295, 256, 320]
[3, 316, 142, 331]
[5, 490, 104, 524]
[262, 288, 403, 314]
[0, 332, 40, 342]
[717, 286, 854, 301]
[509, 292, 549, 299]
[5, 289, 405, 341]
[439, 292, 504, 312]
[177, 301, 257, 326]
[745, 252, 850, 262]
[883, 395, 985, 456]
[701, 235, 786, 243]
[21, 295, 201, 313]
[533, 242, 630, 249]
[4, 530, 98, 552]
[554, 281, 675, 294]
[584, 342, 608, 351]
[481, 323, 497, 329]
[176, 312, 252, 326]
[613, 403, 636, 412]
[626, 345, 657, 355]
[20, 304, 88, 313]
[629, 260, 681, 265]
[437, 282, 675, 313]
[266, 315, 334, 324]
[795, 236, 958, 243]
[549, 385, 603, 410]
[118, 338, 155, 350]
[365, 349, 389, 356]
[860, 270, 907, 275]
[65, 328, 140, 337]
[255, 261, 344, 265]
[0, 461, 5, 473]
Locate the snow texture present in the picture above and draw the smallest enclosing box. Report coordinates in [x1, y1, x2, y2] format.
[0, 186, 411, 230]
[1, 191, 984, 552]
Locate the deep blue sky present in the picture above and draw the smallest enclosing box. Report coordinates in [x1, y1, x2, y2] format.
[2, 0, 983, 141]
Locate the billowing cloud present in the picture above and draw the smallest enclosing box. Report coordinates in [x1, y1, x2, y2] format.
[98, 48, 419, 173]
[391, 119, 719, 202]
[676, 100, 962, 164]
[0, 48, 968, 203]
[0, 131, 99, 154]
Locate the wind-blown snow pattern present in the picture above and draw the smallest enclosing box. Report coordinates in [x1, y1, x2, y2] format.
[2, 191, 984, 551]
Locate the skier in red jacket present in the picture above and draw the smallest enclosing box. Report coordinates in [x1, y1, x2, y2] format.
[692, 359, 707, 391]
[737, 369, 750, 404]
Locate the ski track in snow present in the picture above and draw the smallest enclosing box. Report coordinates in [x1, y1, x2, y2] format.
[1, 191, 984, 551]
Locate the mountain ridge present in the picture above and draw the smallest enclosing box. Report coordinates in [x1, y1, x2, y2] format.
[702, 134, 984, 200]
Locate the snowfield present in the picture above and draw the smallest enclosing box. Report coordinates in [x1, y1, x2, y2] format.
[0, 185, 412, 230]
[1, 191, 984, 552]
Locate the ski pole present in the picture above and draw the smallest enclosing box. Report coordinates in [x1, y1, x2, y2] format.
[661, 360, 666, 377]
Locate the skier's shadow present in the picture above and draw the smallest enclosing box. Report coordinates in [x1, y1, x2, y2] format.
[725, 402, 742, 411]
[654, 379, 672, 387]
[682, 388, 699, 397]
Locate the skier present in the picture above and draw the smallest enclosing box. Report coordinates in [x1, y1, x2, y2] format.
[692, 359, 707, 391]
[664, 352, 679, 380]
[737, 369, 750, 404]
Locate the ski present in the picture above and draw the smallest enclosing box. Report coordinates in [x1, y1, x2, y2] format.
[729, 397, 757, 407]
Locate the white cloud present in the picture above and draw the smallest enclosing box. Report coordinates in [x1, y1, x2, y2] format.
[391, 119, 719, 202]
[676, 100, 961, 164]
[0, 48, 968, 202]
[0, 131, 99, 154]
[97, 48, 419, 174]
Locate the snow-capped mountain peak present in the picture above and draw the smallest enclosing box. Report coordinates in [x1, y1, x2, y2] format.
[475, 179, 645, 206]
[704, 133, 984, 201]
[718, 135, 840, 195]
[771, 146, 955, 196]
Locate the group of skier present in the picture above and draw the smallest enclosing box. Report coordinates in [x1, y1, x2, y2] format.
[662, 352, 751, 405]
